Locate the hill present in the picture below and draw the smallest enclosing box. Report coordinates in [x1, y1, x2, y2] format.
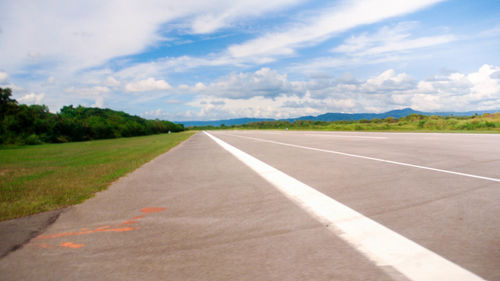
[178, 108, 500, 127]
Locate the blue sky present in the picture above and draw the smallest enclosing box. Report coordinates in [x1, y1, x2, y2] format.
[1, 0, 500, 121]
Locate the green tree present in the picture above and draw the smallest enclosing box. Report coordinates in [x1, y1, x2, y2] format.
[0, 88, 17, 120]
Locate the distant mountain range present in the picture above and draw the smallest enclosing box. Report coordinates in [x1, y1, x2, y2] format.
[177, 108, 500, 127]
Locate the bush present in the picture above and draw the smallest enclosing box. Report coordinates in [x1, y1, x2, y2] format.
[23, 134, 42, 145]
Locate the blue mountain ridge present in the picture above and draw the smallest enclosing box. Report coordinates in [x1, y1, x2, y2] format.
[176, 108, 499, 127]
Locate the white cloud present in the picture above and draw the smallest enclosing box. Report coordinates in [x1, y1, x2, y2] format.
[142, 108, 166, 119]
[410, 94, 442, 111]
[93, 96, 104, 108]
[190, 67, 297, 99]
[1, 0, 497, 120]
[125, 78, 172, 92]
[92, 4, 449, 80]
[194, 82, 207, 91]
[361, 69, 416, 92]
[0, 0, 303, 74]
[65, 86, 110, 95]
[359, 35, 454, 55]
[0, 71, 8, 82]
[113, 55, 243, 82]
[332, 22, 455, 56]
[180, 64, 500, 120]
[228, 0, 444, 60]
[178, 84, 190, 90]
[188, 95, 315, 120]
[189, 0, 303, 34]
[104, 77, 120, 87]
[467, 64, 500, 100]
[18, 93, 45, 104]
[289, 22, 455, 73]
[64, 85, 110, 107]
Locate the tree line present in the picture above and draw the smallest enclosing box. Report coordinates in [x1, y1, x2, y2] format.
[196, 113, 499, 132]
[0, 87, 184, 145]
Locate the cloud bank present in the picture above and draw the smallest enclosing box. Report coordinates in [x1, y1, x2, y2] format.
[168, 64, 500, 120]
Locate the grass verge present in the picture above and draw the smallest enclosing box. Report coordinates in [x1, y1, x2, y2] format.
[0, 131, 195, 221]
[196, 113, 500, 133]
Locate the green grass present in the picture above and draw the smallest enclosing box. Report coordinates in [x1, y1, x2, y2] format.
[197, 113, 500, 133]
[0, 131, 195, 221]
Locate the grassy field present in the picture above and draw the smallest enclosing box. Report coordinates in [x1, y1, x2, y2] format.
[0, 131, 195, 221]
[198, 113, 500, 133]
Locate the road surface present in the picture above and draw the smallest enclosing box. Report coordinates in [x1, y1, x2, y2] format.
[0, 131, 498, 280]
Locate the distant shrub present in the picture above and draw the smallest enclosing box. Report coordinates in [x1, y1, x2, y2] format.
[418, 120, 426, 128]
[485, 121, 496, 128]
[24, 134, 42, 145]
[384, 116, 397, 123]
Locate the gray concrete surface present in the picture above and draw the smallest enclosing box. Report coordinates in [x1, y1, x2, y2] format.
[209, 130, 500, 280]
[0, 131, 498, 280]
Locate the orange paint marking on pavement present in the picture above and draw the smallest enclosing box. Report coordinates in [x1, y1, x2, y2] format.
[60, 242, 84, 249]
[31, 206, 165, 249]
[38, 243, 53, 249]
[120, 215, 145, 225]
[34, 225, 137, 240]
[100, 226, 136, 233]
[141, 207, 166, 214]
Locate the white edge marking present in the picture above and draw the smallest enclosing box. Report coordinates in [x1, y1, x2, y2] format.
[204, 131, 484, 281]
[228, 133, 500, 183]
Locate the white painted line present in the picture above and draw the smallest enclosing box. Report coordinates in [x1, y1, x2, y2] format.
[204, 131, 484, 281]
[304, 133, 387, 139]
[225, 133, 500, 183]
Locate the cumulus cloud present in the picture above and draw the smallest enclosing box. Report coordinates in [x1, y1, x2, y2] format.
[179, 64, 500, 120]
[194, 82, 207, 91]
[125, 78, 172, 92]
[361, 69, 416, 92]
[18, 93, 45, 105]
[190, 68, 297, 99]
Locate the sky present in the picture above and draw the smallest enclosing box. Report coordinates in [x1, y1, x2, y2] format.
[1, 0, 500, 121]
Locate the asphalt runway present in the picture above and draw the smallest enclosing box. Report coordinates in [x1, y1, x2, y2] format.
[1, 131, 498, 280]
